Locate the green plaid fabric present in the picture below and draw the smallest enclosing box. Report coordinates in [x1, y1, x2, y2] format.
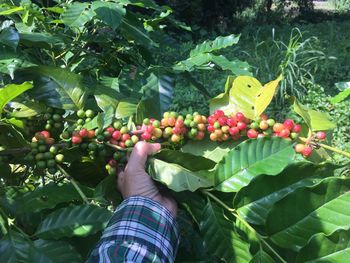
[87, 196, 180, 263]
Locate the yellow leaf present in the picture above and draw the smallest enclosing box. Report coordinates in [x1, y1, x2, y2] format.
[254, 75, 282, 117]
[229, 76, 262, 119]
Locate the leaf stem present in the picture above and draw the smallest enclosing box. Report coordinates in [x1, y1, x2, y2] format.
[299, 137, 350, 159]
[57, 165, 89, 204]
[202, 190, 287, 263]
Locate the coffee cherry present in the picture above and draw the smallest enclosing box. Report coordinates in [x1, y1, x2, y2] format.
[48, 167, 57, 174]
[237, 122, 247, 130]
[112, 130, 121, 140]
[52, 114, 61, 122]
[293, 124, 301, 133]
[103, 131, 111, 139]
[143, 118, 150, 125]
[77, 109, 86, 118]
[236, 112, 245, 122]
[168, 117, 176, 126]
[207, 116, 215, 125]
[250, 122, 259, 130]
[125, 140, 133, 148]
[47, 159, 56, 168]
[113, 121, 122, 130]
[44, 152, 54, 160]
[85, 109, 95, 118]
[257, 133, 265, 138]
[197, 123, 206, 131]
[247, 129, 258, 139]
[38, 145, 47, 153]
[153, 128, 162, 138]
[87, 130, 95, 139]
[283, 119, 295, 131]
[175, 119, 184, 128]
[279, 128, 290, 138]
[259, 120, 269, 130]
[152, 120, 160, 128]
[120, 126, 129, 134]
[316, 131, 326, 140]
[302, 146, 313, 157]
[79, 128, 89, 138]
[229, 127, 239, 135]
[171, 134, 181, 143]
[294, 144, 305, 153]
[273, 123, 284, 133]
[141, 132, 152, 141]
[35, 153, 45, 161]
[131, 135, 139, 144]
[260, 113, 268, 121]
[214, 110, 225, 118]
[227, 118, 237, 127]
[77, 119, 84, 125]
[193, 115, 202, 124]
[72, 135, 82, 144]
[121, 134, 130, 142]
[37, 161, 46, 169]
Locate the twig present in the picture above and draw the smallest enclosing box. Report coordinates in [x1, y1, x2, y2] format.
[299, 137, 350, 159]
[57, 165, 89, 204]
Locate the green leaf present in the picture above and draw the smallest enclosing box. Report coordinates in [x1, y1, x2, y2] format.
[92, 1, 125, 30]
[120, 12, 155, 47]
[209, 75, 235, 114]
[7, 101, 46, 118]
[0, 230, 31, 262]
[0, 6, 24, 16]
[94, 175, 122, 205]
[19, 183, 94, 213]
[0, 28, 19, 50]
[115, 99, 138, 118]
[136, 73, 174, 121]
[234, 162, 338, 225]
[181, 136, 241, 163]
[296, 229, 350, 262]
[330, 86, 350, 104]
[199, 200, 252, 262]
[35, 205, 112, 239]
[293, 98, 335, 131]
[19, 32, 63, 49]
[215, 137, 296, 192]
[250, 249, 275, 263]
[94, 83, 120, 112]
[61, 2, 95, 28]
[0, 82, 33, 115]
[148, 151, 215, 192]
[17, 66, 87, 110]
[0, 120, 29, 148]
[32, 239, 83, 263]
[190, 34, 240, 57]
[118, 0, 160, 10]
[266, 177, 350, 251]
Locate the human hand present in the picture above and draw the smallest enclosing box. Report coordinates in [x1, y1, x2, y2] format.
[117, 141, 177, 217]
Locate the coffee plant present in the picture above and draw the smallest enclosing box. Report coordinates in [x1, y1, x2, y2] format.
[1, 72, 350, 262]
[1, 1, 350, 262]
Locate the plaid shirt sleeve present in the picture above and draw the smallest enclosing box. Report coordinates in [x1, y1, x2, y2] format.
[87, 196, 180, 263]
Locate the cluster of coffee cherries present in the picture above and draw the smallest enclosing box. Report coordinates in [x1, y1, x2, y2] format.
[24, 131, 64, 174]
[207, 110, 249, 141]
[294, 131, 327, 157]
[140, 112, 207, 143]
[43, 107, 65, 132]
[75, 109, 96, 130]
[247, 116, 301, 140]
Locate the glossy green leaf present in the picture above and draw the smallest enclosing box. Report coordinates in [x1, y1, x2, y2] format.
[120, 12, 155, 47]
[115, 99, 138, 118]
[32, 239, 83, 263]
[234, 162, 338, 225]
[17, 66, 87, 110]
[8, 101, 46, 118]
[296, 229, 350, 262]
[19, 32, 63, 49]
[148, 151, 214, 192]
[94, 82, 120, 112]
[215, 137, 295, 192]
[61, 2, 95, 28]
[209, 75, 235, 115]
[330, 87, 350, 104]
[173, 191, 206, 224]
[0, 121, 29, 148]
[0, 82, 32, 115]
[0, 6, 24, 16]
[266, 177, 350, 251]
[190, 34, 240, 57]
[293, 98, 335, 131]
[0, 27, 19, 50]
[0, 230, 31, 263]
[94, 175, 122, 205]
[210, 55, 251, 76]
[199, 200, 252, 262]
[250, 249, 275, 263]
[118, 0, 160, 10]
[92, 1, 125, 30]
[136, 73, 174, 121]
[181, 136, 241, 163]
[35, 205, 112, 239]
[19, 183, 94, 213]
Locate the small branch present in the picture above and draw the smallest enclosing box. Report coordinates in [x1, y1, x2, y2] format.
[202, 190, 287, 263]
[57, 165, 89, 205]
[299, 137, 350, 159]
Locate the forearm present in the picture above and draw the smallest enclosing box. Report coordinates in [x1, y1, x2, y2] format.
[87, 196, 180, 263]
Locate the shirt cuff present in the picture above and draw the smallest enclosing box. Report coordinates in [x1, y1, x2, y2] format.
[101, 196, 180, 262]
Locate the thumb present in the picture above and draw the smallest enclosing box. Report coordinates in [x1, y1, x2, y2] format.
[126, 142, 161, 171]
